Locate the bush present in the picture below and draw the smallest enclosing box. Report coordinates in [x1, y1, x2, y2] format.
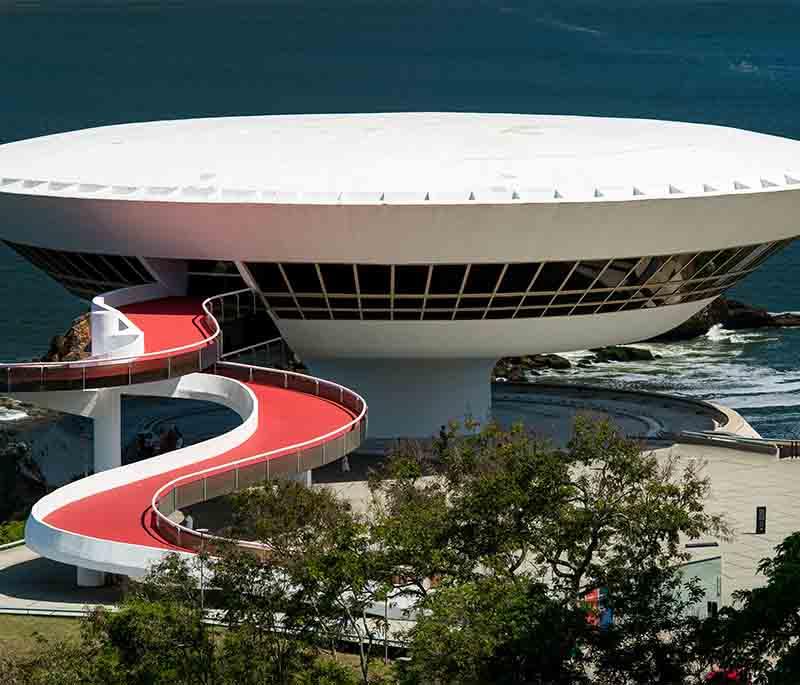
[0, 520, 24, 545]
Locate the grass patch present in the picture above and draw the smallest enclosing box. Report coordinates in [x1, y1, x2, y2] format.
[0, 615, 82, 657]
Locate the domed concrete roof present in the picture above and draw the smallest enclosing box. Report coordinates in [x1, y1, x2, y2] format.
[1, 113, 799, 204]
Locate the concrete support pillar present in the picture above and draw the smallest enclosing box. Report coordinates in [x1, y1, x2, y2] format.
[76, 566, 106, 588]
[306, 357, 496, 439]
[78, 388, 123, 586]
[289, 469, 312, 487]
[92, 389, 122, 474]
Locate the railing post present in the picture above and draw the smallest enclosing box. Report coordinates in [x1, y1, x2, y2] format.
[234, 468, 239, 491]
[202, 477, 207, 501]
[40, 366, 44, 389]
[283, 373, 288, 389]
[167, 356, 171, 378]
[128, 363, 132, 385]
[82, 366, 86, 391]
[315, 379, 319, 395]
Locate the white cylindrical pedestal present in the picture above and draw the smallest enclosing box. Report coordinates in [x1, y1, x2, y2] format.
[77, 566, 106, 587]
[92, 389, 122, 473]
[306, 357, 495, 439]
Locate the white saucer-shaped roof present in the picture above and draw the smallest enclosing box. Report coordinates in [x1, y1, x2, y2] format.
[1, 113, 800, 204]
[1, 113, 799, 263]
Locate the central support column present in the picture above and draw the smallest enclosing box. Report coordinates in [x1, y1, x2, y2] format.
[92, 388, 122, 474]
[78, 388, 123, 587]
[306, 357, 495, 439]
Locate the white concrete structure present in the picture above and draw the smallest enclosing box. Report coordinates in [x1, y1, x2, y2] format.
[1, 113, 799, 436]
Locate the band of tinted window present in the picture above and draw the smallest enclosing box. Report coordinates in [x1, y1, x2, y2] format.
[5, 241, 154, 299]
[6, 239, 790, 322]
[242, 239, 791, 321]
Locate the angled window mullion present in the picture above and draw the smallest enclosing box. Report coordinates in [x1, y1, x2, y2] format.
[315, 264, 333, 319]
[594, 258, 646, 313]
[96, 255, 131, 284]
[568, 260, 612, 315]
[353, 264, 363, 321]
[708, 245, 760, 280]
[74, 254, 107, 282]
[642, 250, 712, 307]
[421, 266, 433, 320]
[390, 265, 395, 321]
[676, 246, 753, 294]
[512, 263, 544, 319]
[126, 256, 153, 283]
[740, 240, 787, 272]
[24, 246, 69, 281]
[277, 263, 304, 320]
[482, 264, 509, 320]
[626, 255, 679, 301]
[541, 261, 580, 317]
[451, 265, 472, 321]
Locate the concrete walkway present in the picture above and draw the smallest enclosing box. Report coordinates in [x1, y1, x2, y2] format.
[0, 544, 119, 614]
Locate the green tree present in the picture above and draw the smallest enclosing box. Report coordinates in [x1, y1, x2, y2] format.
[696, 531, 800, 684]
[212, 546, 310, 685]
[84, 554, 217, 685]
[229, 481, 390, 685]
[399, 575, 592, 685]
[371, 417, 727, 684]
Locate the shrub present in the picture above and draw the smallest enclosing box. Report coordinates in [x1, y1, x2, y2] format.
[0, 520, 25, 545]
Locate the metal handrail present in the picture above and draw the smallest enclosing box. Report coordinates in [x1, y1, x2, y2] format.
[220, 335, 284, 360]
[0, 287, 254, 370]
[150, 357, 367, 553]
[0, 288, 268, 392]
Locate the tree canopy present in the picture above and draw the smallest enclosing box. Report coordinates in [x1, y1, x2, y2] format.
[7, 416, 794, 685]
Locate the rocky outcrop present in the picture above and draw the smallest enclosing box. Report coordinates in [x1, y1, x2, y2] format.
[650, 297, 800, 342]
[770, 312, 800, 327]
[41, 314, 91, 362]
[649, 297, 729, 342]
[494, 354, 571, 381]
[590, 346, 655, 363]
[722, 299, 774, 330]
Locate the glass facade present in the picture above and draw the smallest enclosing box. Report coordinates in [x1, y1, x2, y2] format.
[245, 239, 791, 321]
[186, 260, 247, 296]
[5, 240, 154, 299]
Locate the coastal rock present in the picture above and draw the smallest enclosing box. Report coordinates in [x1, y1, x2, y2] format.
[649, 297, 729, 342]
[42, 314, 91, 362]
[722, 299, 774, 330]
[770, 312, 800, 327]
[590, 346, 655, 363]
[649, 296, 800, 342]
[493, 354, 571, 380]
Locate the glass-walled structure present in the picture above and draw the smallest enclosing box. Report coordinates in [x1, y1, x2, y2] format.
[245, 239, 789, 321]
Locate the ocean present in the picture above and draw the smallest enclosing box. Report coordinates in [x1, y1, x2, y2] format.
[0, 0, 799, 438]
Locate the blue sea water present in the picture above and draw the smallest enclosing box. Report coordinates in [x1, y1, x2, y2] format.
[0, 0, 799, 436]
